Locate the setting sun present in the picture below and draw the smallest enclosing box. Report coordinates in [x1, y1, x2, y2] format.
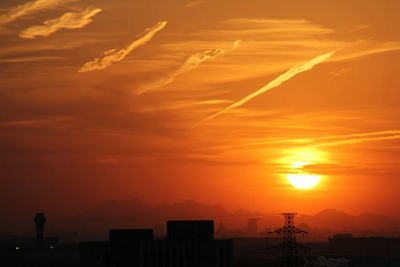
[279, 148, 326, 190]
[287, 174, 321, 189]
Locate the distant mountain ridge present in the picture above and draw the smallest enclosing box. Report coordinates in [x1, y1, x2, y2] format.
[298, 208, 400, 232]
[2, 199, 400, 240]
[78, 199, 230, 220]
[74, 199, 400, 233]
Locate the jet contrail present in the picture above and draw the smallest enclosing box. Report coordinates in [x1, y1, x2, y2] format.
[19, 7, 101, 39]
[197, 51, 335, 125]
[313, 130, 400, 142]
[136, 40, 241, 94]
[79, 21, 167, 72]
[311, 132, 400, 148]
[221, 130, 400, 149]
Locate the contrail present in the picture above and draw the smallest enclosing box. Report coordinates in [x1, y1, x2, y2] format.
[311, 131, 400, 148]
[79, 21, 167, 72]
[19, 7, 101, 39]
[0, 0, 78, 26]
[222, 130, 400, 149]
[136, 40, 241, 94]
[313, 130, 400, 142]
[197, 51, 335, 125]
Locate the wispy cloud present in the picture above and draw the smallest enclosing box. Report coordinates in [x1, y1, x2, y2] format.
[136, 40, 241, 94]
[329, 67, 351, 77]
[19, 7, 101, 39]
[197, 51, 335, 125]
[77, 158, 120, 165]
[0, 56, 63, 63]
[185, 1, 206, 8]
[135, 99, 233, 113]
[209, 18, 334, 37]
[0, 116, 74, 127]
[79, 21, 167, 73]
[0, 0, 77, 26]
[228, 130, 400, 151]
[310, 130, 400, 148]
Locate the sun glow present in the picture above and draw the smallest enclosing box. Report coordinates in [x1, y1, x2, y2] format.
[287, 174, 321, 189]
[279, 148, 327, 190]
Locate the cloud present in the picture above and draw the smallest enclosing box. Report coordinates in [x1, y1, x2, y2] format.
[197, 51, 335, 125]
[332, 42, 400, 63]
[229, 130, 400, 151]
[136, 40, 241, 94]
[256, 130, 400, 149]
[77, 158, 120, 165]
[19, 7, 101, 39]
[0, 0, 77, 26]
[0, 116, 75, 127]
[135, 99, 233, 113]
[141, 19, 400, 88]
[185, 1, 206, 8]
[310, 130, 400, 148]
[0, 56, 63, 63]
[209, 18, 334, 37]
[329, 67, 351, 77]
[79, 21, 167, 72]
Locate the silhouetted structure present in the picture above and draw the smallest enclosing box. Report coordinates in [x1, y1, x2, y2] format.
[110, 229, 153, 246]
[167, 220, 214, 240]
[330, 234, 400, 258]
[247, 218, 260, 236]
[269, 213, 307, 267]
[216, 222, 227, 238]
[80, 220, 233, 267]
[34, 213, 46, 243]
[0, 213, 75, 267]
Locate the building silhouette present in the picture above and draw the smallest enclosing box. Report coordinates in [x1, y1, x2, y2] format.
[247, 218, 260, 237]
[216, 222, 227, 238]
[80, 220, 233, 267]
[329, 233, 400, 258]
[34, 213, 46, 242]
[0, 213, 75, 267]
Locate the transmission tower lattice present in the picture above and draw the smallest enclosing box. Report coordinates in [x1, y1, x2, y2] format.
[270, 213, 308, 267]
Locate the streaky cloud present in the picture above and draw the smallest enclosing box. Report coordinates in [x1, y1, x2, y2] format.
[0, 56, 63, 62]
[185, 1, 206, 8]
[315, 130, 400, 142]
[310, 130, 400, 148]
[79, 21, 167, 73]
[0, 0, 77, 26]
[19, 7, 101, 39]
[251, 130, 400, 148]
[136, 40, 241, 94]
[197, 51, 335, 126]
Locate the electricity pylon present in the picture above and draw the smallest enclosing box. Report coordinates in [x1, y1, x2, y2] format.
[269, 213, 308, 267]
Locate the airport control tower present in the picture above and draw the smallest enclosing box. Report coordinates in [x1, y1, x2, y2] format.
[34, 212, 46, 242]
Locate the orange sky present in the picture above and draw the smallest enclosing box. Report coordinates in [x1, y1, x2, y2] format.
[1, 0, 400, 220]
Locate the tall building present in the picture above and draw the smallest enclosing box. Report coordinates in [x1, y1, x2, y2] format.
[247, 218, 260, 236]
[80, 220, 233, 267]
[34, 213, 46, 242]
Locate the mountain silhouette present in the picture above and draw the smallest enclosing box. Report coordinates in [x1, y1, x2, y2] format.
[298, 209, 400, 232]
[69, 199, 232, 239]
[5, 200, 400, 240]
[71, 201, 400, 240]
[78, 199, 230, 220]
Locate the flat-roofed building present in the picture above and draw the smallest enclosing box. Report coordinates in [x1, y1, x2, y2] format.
[80, 221, 233, 267]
